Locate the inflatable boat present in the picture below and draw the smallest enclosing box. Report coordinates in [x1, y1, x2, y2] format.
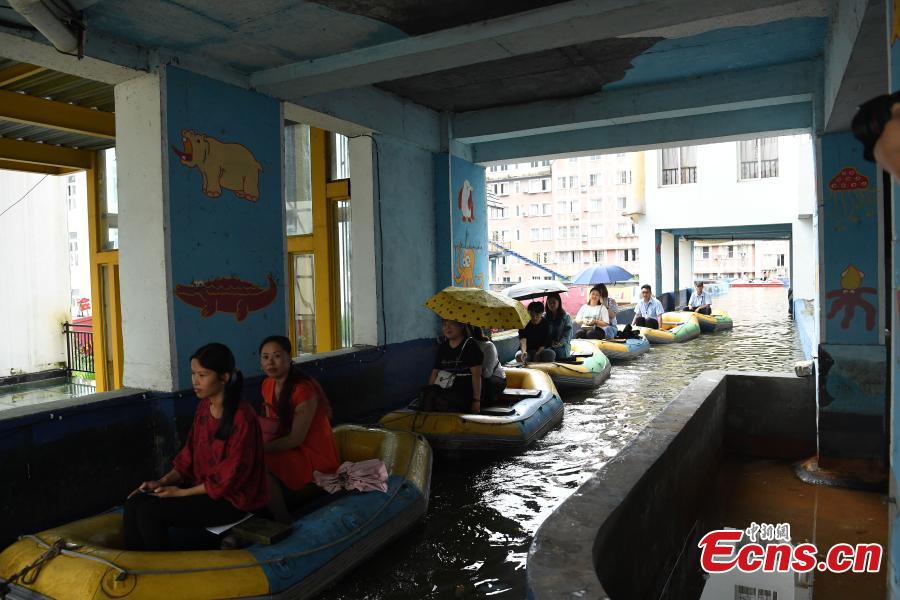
[571, 336, 650, 361]
[378, 367, 563, 454]
[688, 309, 734, 333]
[640, 312, 701, 344]
[0, 425, 431, 600]
[516, 345, 612, 390]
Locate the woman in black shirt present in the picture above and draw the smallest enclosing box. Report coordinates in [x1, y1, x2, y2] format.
[424, 320, 484, 413]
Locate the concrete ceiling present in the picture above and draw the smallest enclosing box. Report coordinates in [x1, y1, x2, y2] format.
[2, 0, 875, 161]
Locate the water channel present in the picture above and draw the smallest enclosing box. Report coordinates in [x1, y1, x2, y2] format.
[324, 287, 805, 599]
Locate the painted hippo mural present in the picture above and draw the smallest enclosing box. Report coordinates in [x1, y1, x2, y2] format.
[175, 274, 277, 322]
[172, 129, 263, 201]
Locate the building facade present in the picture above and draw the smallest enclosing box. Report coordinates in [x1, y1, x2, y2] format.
[486, 154, 644, 283]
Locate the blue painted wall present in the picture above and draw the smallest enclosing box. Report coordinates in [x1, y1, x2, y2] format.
[815, 133, 887, 464]
[435, 153, 487, 289]
[374, 133, 439, 344]
[165, 67, 284, 388]
[820, 132, 881, 344]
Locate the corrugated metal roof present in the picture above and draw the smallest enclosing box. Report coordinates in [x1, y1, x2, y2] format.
[0, 59, 115, 151]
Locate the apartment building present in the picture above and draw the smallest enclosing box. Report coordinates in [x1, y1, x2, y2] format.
[486, 154, 644, 284]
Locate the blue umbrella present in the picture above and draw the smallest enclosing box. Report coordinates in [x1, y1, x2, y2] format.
[571, 264, 633, 285]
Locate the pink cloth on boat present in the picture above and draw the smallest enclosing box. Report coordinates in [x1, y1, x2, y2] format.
[313, 459, 388, 494]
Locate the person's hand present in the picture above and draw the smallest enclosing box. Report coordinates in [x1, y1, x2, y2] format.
[470, 400, 481, 414]
[152, 486, 184, 498]
[128, 479, 162, 499]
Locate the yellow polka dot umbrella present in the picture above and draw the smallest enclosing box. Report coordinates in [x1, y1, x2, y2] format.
[425, 286, 530, 330]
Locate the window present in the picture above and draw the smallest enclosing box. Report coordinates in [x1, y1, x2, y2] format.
[490, 166, 498, 172]
[728, 245, 735, 258]
[516, 230, 521, 241]
[491, 230, 500, 242]
[631, 249, 638, 261]
[591, 155, 601, 160]
[514, 182, 520, 194]
[777, 254, 785, 267]
[616, 170, 632, 184]
[543, 252, 553, 264]
[502, 276, 511, 283]
[531, 228, 540, 241]
[530, 161, 539, 167]
[557, 177, 566, 189]
[589, 173, 599, 187]
[531, 203, 539, 214]
[557, 200, 568, 213]
[68, 232, 79, 266]
[702, 246, 710, 259]
[66, 175, 77, 210]
[569, 175, 578, 188]
[739, 137, 779, 179]
[541, 178, 550, 191]
[500, 164, 508, 171]
[569, 225, 579, 239]
[541, 227, 552, 241]
[542, 203, 551, 215]
[489, 205, 505, 219]
[532, 275, 543, 280]
[501, 230, 510, 242]
[591, 224, 601, 237]
[569, 157, 578, 163]
[617, 197, 627, 210]
[541, 160, 551, 166]
[621, 249, 637, 262]
[558, 226, 568, 239]
[593, 250, 603, 262]
[589, 198, 602, 212]
[498, 182, 508, 195]
[659, 146, 697, 185]
[533, 253, 541, 264]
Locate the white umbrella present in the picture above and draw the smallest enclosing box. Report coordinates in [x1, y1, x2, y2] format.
[503, 280, 568, 300]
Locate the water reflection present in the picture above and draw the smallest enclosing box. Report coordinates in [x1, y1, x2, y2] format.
[324, 288, 804, 599]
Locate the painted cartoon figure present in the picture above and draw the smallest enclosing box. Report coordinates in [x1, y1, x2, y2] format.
[458, 180, 475, 223]
[175, 274, 277, 322]
[826, 264, 876, 330]
[453, 244, 484, 288]
[172, 129, 263, 201]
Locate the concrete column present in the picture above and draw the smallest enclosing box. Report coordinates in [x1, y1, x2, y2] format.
[434, 153, 487, 288]
[116, 66, 284, 391]
[816, 132, 887, 467]
[654, 229, 662, 294]
[886, 1, 900, 594]
[673, 236, 680, 299]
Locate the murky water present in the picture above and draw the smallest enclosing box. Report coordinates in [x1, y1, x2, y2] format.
[0, 377, 95, 411]
[323, 288, 805, 599]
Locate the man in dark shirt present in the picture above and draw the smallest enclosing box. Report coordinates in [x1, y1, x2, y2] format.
[516, 301, 556, 365]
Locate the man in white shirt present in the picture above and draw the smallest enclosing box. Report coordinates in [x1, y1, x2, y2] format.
[631, 284, 665, 329]
[685, 282, 712, 315]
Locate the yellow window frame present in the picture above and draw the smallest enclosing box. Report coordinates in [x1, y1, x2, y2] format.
[286, 127, 351, 355]
[86, 151, 123, 391]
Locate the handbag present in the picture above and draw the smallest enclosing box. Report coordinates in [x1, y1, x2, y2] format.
[434, 369, 456, 389]
[433, 338, 471, 389]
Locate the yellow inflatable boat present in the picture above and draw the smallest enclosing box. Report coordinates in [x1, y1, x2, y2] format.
[513, 345, 612, 390]
[689, 309, 734, 333]
[379, 368, 563, 453]
[0, 425, 431, 600]
[639, 312, 701, 344]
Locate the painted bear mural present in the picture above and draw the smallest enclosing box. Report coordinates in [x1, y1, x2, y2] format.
[172, 129, 263, 201]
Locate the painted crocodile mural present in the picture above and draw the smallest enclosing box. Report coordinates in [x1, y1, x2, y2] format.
[175, 274, 277, 322]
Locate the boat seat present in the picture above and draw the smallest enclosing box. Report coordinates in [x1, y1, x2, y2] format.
[481, 406, 516, 416]
[501, 388, 541, 398]
[231, 516, 292, 545]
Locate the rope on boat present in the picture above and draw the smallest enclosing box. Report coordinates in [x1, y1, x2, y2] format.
[0, 538, 66, 598]
[18, 443, 421, 582]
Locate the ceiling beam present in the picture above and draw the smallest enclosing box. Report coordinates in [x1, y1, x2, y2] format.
[0, 62, 44, 86]
[0, 137, 93, 169]
[251, 0, 826, 95]
[454, 61, 814, 143]
[0, 158, 71, 175]
[472, 102, 812, 163]
[0, 88, 115, 138]
[823, 0, 887, 132]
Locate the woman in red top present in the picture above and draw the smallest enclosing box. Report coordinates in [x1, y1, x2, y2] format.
[124, 343, 268, 551]
[258, 336, 339, 524]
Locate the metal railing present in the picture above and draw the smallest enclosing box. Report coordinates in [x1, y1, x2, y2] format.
[63, 322, 94, 375]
